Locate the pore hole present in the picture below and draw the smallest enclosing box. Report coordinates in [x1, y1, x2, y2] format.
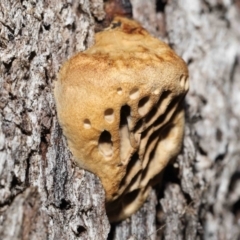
[138, 96, 152, 116]
[129, 88, 140, 100]
[98, 130, 113, 158]
[120, 105, 131, 126]
[119, 105, 132, 163]
[104, 108, 114, 123]
[117, 87, 123, 95]
[83, 119, 91, 129]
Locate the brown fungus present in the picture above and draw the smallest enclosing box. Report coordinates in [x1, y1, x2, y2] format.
[54, 17, 189, 222]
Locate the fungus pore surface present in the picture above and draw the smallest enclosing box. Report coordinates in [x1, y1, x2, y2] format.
[54, 17, 189, 222]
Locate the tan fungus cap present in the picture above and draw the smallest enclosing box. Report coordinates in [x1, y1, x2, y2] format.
[54, 16, 189, 222]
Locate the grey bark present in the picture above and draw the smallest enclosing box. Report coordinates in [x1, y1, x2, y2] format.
[0, 1, 109, 239]
[1, 0, 240, 240]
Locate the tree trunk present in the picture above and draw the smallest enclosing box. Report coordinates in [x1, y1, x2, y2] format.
[0, 1, 109, 239]
[1, 0, 240, 240]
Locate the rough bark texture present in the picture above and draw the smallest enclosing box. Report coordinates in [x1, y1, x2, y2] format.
[1, 0, 240, 240]
[0, 1, 110, 239]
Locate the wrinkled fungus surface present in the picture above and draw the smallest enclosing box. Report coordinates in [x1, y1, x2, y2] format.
[54, 17, 189, 222]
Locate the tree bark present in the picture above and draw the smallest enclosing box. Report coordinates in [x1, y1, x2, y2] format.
[1, 0, 240, 240]
[0, 1, 109, 239]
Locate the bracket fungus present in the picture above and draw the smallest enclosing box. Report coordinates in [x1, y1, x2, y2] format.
[54, 17, 189, 222]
